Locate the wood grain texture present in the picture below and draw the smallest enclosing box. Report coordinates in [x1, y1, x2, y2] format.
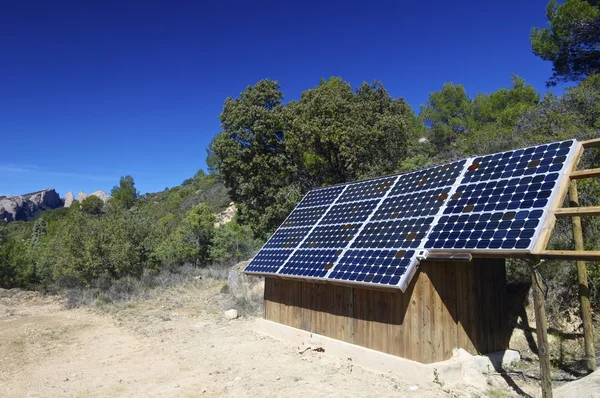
[534, 250, 600, 261]
[263, 258, 509, 363]
[554, 206, 600, 217]
[571, 168, 600, 179]
[581, 138, 600, 148]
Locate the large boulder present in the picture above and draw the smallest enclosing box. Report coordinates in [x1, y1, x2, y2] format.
[90, 190, 109, 202]
[227, 260, 264, 311]
[215, 202, 237, 227]
[77, 191, 88, 202]
[0, 188, 64, 222]
[63, 192, 75, 208]
[555, 369, 600, 398]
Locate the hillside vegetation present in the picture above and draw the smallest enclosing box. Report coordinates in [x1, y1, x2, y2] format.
[0, 171, 260, 292]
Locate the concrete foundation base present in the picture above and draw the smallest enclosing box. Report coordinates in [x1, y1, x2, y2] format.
[253, 318, 521, 385]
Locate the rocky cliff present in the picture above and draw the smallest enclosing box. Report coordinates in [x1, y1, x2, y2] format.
[0, 188, 64, 222]
[63, 190, 109, 208]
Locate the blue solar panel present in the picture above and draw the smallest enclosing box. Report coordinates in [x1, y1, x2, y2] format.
[263, 227, 312, 249]
[281, 206, 328, 228]
[278, 249, 341, 278]
[351, 217, 433, 250]
[244, 249, 293, 274]
[296, 186, 344, 208]
[319, 199, 379, 225]
[371, 188, 451, 221]
[390, 159, 467, 196]
[244, 140, 578, 290]
[337, 177, 397, 203]
[328, 249, 415, 286]
[301, 223, 361, 249]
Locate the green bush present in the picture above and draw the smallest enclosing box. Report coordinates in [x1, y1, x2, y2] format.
[210, 219, 261, 266]
[81, 195, 104, 215]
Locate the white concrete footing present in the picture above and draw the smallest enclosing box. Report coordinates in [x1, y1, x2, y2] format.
[252, 318, 521, 385]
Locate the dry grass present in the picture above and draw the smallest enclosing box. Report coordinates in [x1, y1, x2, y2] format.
[50, 262, 264, 319]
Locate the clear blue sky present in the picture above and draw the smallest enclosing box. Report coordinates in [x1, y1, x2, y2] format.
[1, 0, 564, 197]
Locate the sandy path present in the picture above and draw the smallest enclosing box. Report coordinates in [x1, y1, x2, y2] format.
[1, 284, 445, 397]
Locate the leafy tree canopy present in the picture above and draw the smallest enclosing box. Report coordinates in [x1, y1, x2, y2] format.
[110, 175, 139, 209]
[419, 82, 471, 158]
[81, 195, 104, 215]
[531, 0, 600, 85]
[208, 79, 297, 237]
[286, 77, 419, 186]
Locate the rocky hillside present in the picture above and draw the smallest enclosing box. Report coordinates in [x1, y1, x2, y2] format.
[0, 188, 110, 222]
[0, 189, 63, 222]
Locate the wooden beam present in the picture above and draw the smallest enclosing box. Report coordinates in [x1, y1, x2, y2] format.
[534, 250, 600, 261]
[554, 206, 600, 217]
[581, 138, 600, 148]
[530, 264, 553, 398]
[568, 181, 597, 372]
[571, 168, 600, 180]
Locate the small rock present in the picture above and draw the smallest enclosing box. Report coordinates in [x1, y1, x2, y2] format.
[224, 309, 238, 319]
[408, 386, 418, 392]
[234, 376, 242, 381]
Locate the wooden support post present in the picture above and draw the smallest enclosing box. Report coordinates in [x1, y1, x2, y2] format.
[568, 181, 597, 372]
[530, 264, 553, 398]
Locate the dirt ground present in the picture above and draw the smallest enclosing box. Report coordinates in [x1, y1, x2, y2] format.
[0, 279, 593, 397]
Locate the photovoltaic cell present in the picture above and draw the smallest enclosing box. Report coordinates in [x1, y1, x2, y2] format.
[389, 159, 467, 196]
[296, 186, 344, 208]
[371, 187, 451, 221]
[263, 227, 312, 249]
[301, 223, 361, 249]
[461, 140, 573, 184]
[244, 249, 293, 274]
[281, 206, 328, 228]
[425, 210, 543, 250]
[328, 249, 415, 286]
[444, 174, 558, 215]
[319, 199, 379, 225]
[351, 217, 433, 249]
[244, 139, 577, 291]
[337, 177, 396, 203]
[278, 249, 342, 277]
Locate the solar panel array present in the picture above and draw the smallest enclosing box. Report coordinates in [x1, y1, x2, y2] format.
[244, 140, 577, 290]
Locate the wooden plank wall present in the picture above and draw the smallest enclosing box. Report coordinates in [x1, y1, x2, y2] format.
[263, 259, 509, 364]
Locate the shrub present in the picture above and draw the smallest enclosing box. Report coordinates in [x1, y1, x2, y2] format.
[210, 219, 261, 267]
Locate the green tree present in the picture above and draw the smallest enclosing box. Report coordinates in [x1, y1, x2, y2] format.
[208, 79, 296, 237]
[110, 175, 139, 209]
[419, 82, 472, 158]
[210, 219, 261, 266]
[156, 203, 216, 266]
[0, 236, 33, 288]
[81, 195, 104, 215]
[467, 76, 540, 153]
[286, 78, 417, 186]
[181, 203, 215, 265]
[515, 73, 600, 144]
[30, 218, 47, 245]
[531, 0, 600, 85]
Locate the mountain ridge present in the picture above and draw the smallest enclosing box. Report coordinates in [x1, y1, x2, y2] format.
[0, 188, 63, 222]
[0, 188, 110, 222]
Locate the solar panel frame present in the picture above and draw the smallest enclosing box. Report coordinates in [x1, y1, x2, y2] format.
[244, 139, 579, 291]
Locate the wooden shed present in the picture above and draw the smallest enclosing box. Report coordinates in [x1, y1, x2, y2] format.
[246, 137, 599, 380]
[263, 258, 509, 363]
